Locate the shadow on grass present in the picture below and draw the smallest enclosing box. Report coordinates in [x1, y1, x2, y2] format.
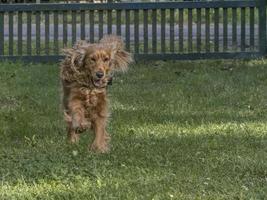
[1, 121, 266, 199]
[0, 90, 267, 197]
[1, 103, 266, 187]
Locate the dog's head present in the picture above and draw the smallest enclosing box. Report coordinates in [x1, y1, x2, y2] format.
[83, 46, 114, 88]
[64, 35, 132, 88]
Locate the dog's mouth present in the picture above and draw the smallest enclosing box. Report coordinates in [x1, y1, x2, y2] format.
[92, 78, 107, 88]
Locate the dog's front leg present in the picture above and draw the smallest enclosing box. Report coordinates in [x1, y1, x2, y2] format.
[67, 124, 81, 144]
[68, 99, 88, 143]
[90, 117, 110, 153]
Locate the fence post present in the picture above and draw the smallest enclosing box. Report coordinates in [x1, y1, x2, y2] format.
[259, 0, 267, 55]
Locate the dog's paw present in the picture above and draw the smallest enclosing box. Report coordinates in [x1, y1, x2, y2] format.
[68, 133, 80, 144]
[89, 141, 110, 153]
[72, 119, 90, 133]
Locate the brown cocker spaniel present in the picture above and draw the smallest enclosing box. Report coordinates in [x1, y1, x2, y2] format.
[60, 35, 132, 153]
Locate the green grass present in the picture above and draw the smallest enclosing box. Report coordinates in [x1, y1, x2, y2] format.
[0, 59, 267, 199]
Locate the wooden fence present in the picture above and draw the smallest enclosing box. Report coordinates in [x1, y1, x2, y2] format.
[0, 0, 266, 62]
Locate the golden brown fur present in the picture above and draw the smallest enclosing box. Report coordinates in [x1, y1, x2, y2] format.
[60, 35, 132, 153]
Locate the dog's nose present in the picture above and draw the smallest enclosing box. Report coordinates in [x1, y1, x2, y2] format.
[96, 71, 104, 79]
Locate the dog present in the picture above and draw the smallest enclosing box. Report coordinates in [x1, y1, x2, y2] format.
[60, 35, 132, 153]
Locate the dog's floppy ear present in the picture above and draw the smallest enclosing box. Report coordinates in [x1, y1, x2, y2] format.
[62, 41, 88, 71]
[100, 35, 133, 72]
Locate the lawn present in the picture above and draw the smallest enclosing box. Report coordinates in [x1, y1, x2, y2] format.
[0, 59, 266, 199]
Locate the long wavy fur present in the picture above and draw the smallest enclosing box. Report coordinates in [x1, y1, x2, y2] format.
[59, 35, 132, 153]
[61, 35, 133, 84]
[100, 35, 133, 72]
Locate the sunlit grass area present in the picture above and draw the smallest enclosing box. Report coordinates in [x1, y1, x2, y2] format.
[0, 59, 266, 199]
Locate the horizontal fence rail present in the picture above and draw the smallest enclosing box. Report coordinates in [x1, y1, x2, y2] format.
[0, 0, 265, 62]
[0, 1, 258, 11]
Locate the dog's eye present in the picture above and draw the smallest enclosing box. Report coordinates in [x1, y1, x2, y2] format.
[91, 57, 96, 62]
[104, 57, 109, 62]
